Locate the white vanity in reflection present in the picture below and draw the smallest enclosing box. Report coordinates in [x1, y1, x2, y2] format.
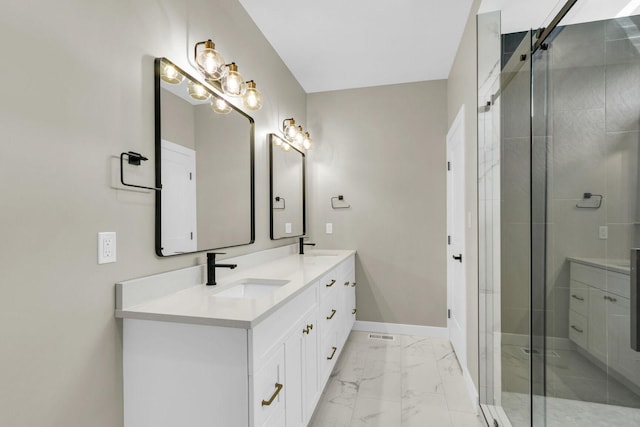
[568, 257, 640, 388]
[116, 247, 356, 427]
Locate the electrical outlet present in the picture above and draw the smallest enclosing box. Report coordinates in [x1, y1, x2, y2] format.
[599, 226, 608, 240]
[285, 223, 292, 234]
[98, 232, 117, 264]
[326, 223, 333, 234]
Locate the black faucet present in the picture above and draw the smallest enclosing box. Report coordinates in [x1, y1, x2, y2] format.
[299, 237, 316, 255]
[206, 252, 237, 286]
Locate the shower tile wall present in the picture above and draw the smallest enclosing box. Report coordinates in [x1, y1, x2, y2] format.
[501, 17, 640, 349]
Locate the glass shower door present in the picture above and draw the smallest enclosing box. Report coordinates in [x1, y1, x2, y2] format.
[531, 2, 640, 425]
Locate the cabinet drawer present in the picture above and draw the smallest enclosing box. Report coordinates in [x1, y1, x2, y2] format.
[319, 290, 339, 337]
[252, 346, 285, 427]
[319, 270, 339, 299]
[569, 285, 588, 317]
[319, 330, 339, 384]
[571, 262, 606, 290]
[251, 284, 318, 371]
[569, 311, 587, 349]
[607, 270, 630, 299]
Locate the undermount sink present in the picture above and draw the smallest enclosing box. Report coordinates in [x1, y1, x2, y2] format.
[214, 278, 289, 299]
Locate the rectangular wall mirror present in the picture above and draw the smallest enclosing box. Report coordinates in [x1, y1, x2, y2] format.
[269, 133, 305, 240]
[155, 57, 255, 256]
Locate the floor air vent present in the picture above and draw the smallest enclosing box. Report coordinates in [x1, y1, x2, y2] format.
[368, 333, 395, 341]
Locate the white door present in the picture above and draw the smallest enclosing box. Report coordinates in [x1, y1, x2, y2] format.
[447, 106, 467, 368]
[160, 139, 197, 255]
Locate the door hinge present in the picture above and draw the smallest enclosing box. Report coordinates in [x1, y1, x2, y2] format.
[447, 161, 451, 171]
[447, 235, 452, 245]
[448, 309, 451, 319]
[190, 232, 193, 240]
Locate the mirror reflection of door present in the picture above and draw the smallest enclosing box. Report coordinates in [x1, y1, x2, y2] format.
[161, 139, 197, 254]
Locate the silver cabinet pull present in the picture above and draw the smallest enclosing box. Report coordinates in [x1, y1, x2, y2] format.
[604, 295, 618, 303]
[261, 383, 283, 406]
[571, 294, 584, 301]
[571, 325, 583, 334]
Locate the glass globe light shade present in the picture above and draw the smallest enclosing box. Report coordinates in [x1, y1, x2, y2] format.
[221, 63, 247, 97]
[295, 126, 305, 145]
[284, 118, 298, 141]
[303, 132, 313, 150]
[195, 40, 226, 81]
[242, 81, 263, 110]
[282, 142, 291, 151]
[187, 81, 210, 101]
[211, 97, 231, 114]
[160, 62, 184, 85]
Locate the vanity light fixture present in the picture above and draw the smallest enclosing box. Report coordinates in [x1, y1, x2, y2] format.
[221, 63, 247, 97]
[294, 126, 305, 146]
[242, 80, 263, 110]
[194, 39, 227, 81]
[211, 97, 231, 114]
[160, 62, 184, 85]
[187, 80, 210, 101]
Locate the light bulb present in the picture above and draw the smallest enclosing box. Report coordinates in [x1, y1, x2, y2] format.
[303, 132, 313, 150]
[187, 80, 210, 101]
[284, 118, 298, 141]
[211, 97, 231, 114]
[160, 62, 184, 85]
[242, 80, 263, 110]
[221, 63, 247, 97]
[282, 142, 291, 151]
[195, 40, 226, 81]
[295, 126, 305, 145]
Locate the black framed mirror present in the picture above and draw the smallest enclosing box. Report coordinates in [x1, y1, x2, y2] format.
[269, 133, 305, 240]
[154, 57, 255, 256]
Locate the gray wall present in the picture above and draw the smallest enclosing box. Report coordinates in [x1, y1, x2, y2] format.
[0, 0, 306, 425]
[307, 80, 449, 328]
[447, 0, 482, 389]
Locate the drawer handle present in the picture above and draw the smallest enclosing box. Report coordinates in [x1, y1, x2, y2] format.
[571, 325, 583, 334]
[604, 295, 618, 303]
[307, 323, 313, 330]
[303, 324, 314, 334]
[344, 281, 350, 286]
[351, 282, 356, 287]
[571, 294, 584, 302]
[352, 308, 357, 315]
[261, 383, 283, 407]
[326, 309, 337, 320]
[327, 346, 337, 360]
[326, 279, 336, 288]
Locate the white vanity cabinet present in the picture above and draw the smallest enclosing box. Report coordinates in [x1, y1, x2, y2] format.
[568, 260, 640, 388]
[119, 251, 356, 427]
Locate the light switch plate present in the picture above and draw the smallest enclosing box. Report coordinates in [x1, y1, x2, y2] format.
[326, 223, 333, 234]
[98, 232, 117, 264]
[285, 223, 292, 234]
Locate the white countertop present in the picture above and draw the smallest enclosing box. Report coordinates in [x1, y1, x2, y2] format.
[567, 256, 630, 275]
[115, 249, 355, 328]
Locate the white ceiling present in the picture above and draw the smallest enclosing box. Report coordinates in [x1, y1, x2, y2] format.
[238, 0, 474, 93]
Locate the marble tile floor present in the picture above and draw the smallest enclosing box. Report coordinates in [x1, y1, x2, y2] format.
[501, 344, 640, 409]
[308, 331, 487, 427]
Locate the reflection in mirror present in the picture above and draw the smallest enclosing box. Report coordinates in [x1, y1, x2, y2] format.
[269, 133, 305, 240]
[155, 58, 254, 256]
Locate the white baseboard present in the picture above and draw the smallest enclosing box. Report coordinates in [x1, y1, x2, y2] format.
[353, 321, 448, 338]
[463, 365, 480, 415]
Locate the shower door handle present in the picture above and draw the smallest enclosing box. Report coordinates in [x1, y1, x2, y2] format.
[631, 248, 640, 352]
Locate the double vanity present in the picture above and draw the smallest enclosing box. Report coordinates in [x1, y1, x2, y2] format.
[116, 247, 356, 427]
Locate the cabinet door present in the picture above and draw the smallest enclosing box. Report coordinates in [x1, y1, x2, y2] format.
[606, 295, 640, 384]
[302, 310, 319, 421]
[588, 288, 607, 363]
[253, 346, 285, 427]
